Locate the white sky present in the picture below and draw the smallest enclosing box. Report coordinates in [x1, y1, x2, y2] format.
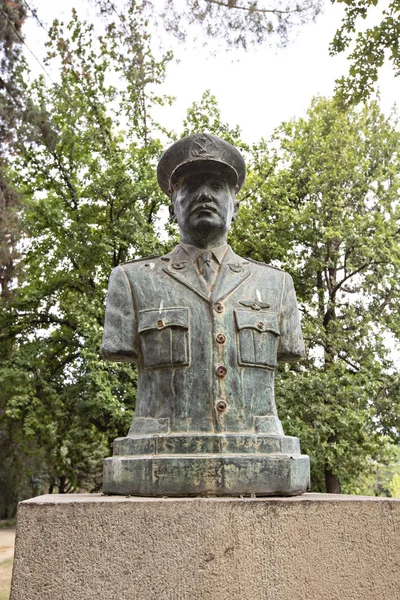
[22, 1, 400, 142]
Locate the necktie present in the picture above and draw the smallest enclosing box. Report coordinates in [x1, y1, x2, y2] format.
[198, 251, 215, 287]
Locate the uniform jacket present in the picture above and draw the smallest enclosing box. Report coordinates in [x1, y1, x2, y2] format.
[101, 244, 305, 436]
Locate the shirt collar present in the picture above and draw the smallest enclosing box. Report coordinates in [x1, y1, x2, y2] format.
[179, 243, 228, 265]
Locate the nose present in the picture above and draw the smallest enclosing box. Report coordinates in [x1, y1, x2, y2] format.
[195, 184, 212, 202]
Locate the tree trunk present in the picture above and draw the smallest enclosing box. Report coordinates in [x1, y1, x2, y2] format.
[58, 475, 67, 494]
[325, 469, 341, 494]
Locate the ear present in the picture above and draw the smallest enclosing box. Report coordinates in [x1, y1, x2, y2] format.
[169, 203, 177, 223]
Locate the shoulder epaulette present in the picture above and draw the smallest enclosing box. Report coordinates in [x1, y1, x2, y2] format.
[119, 255, 160, 266]
[245, 256, 284, 272]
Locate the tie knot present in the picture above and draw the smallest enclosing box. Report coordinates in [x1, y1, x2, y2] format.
[197, 251, 213, 280]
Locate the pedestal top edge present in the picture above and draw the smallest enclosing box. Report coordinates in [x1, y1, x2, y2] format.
[19, 493, 400, 505]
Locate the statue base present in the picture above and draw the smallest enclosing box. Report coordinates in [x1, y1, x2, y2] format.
[11, 494, 400, 600]
[103, 433, 310, 496]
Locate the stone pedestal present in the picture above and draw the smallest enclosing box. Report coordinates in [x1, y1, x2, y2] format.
[103, 432, 310, 496]
[11, 493, 400, 600]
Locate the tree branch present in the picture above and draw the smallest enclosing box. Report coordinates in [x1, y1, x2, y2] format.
[338, 353, 360, 372]
[332, 261, 372, 297]
[51, 152, 78, 210]
[207, 0, 305, 16]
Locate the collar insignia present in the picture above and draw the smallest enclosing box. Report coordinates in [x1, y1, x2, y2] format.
[228, 263, 244, 273]
[172, 261, 188, 270]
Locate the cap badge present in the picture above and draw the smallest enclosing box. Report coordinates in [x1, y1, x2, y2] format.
[189, 134, 219, 160]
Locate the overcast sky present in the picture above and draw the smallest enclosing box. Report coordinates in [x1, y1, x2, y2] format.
[22, 1, 400, 142]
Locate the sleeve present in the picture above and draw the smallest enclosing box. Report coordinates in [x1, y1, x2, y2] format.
[277, 272, 305, 363]
[101, 266, 138, 363]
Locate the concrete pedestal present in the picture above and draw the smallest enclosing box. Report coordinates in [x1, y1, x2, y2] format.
[11, 494, 400, 600]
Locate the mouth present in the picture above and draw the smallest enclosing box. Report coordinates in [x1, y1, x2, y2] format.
[193, 204, 218, 214]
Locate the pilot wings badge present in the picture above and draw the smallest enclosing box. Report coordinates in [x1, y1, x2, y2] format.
[239, 299, 270, 311]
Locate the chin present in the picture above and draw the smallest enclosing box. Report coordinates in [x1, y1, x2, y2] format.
[194, 223, 223, 237]
[192, 213, 221, 226]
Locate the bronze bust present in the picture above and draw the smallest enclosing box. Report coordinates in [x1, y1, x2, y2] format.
[101, 133, 310, 496]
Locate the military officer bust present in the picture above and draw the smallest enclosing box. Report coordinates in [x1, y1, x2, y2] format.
[102, 133, 310, 496]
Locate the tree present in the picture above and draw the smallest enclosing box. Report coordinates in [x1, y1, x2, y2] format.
[0, 0, 27, 299]
[2, 0, 399, 507]
[94, 0, 322, 49]
[231, 96, 400, 493]
[330, 0, 400, 103]
[0, 0, 31, 518]
[95, 0, 399, 104]
[0, 4, 172, 514]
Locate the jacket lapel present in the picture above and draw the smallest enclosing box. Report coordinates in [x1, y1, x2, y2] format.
[211, 247, 252, 303]
[162, 246, 211, 301]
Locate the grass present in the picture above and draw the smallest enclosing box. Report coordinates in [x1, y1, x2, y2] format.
[0, 558, 13, 600]
[0, 521, 16, 529]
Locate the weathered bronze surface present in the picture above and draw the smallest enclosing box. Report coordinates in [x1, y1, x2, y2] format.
[102, 133, 310, 496]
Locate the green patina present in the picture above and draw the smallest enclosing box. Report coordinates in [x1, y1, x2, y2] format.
[101, 134, 310, 496]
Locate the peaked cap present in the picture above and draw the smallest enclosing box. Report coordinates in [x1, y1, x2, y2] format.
[157, 133, 246, 196]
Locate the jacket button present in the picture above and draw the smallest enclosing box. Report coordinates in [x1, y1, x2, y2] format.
[214, 302, 224, 313]
[216, 400, 227, 412]
[157, 319, 164, 328]
[216, 365, 227, 377]
[258, 321, 265, 330]
[216, 333, 226, 344]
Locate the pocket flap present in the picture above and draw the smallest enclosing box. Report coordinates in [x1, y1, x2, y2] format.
[234, 309, 280, 336]
[138, 307, 189, 333]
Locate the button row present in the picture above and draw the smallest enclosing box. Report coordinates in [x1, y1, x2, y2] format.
[214, 303, 227, 410]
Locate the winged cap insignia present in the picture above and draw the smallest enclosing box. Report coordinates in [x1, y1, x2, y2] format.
[188, 134, 220, 159]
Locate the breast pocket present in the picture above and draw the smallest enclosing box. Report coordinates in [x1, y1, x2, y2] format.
[138, 307, 190, 369]
[235, 310, 280, 369]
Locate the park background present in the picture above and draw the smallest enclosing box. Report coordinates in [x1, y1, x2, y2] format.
[1, 3, 400, 593]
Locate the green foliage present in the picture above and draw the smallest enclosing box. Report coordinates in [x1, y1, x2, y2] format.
[0, 6, 172, 512]
[0, 0, 32, 519]
[0, 0, 28, 302]
[331, 0, 400, 103]
[1, 4, 400, 508]
[181, 90, 247, 147]
[390, 472, 400, 497]
[232, 96, 400, 492]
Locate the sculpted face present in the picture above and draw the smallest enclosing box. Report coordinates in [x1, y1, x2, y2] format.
[171, 166, 238, 246]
